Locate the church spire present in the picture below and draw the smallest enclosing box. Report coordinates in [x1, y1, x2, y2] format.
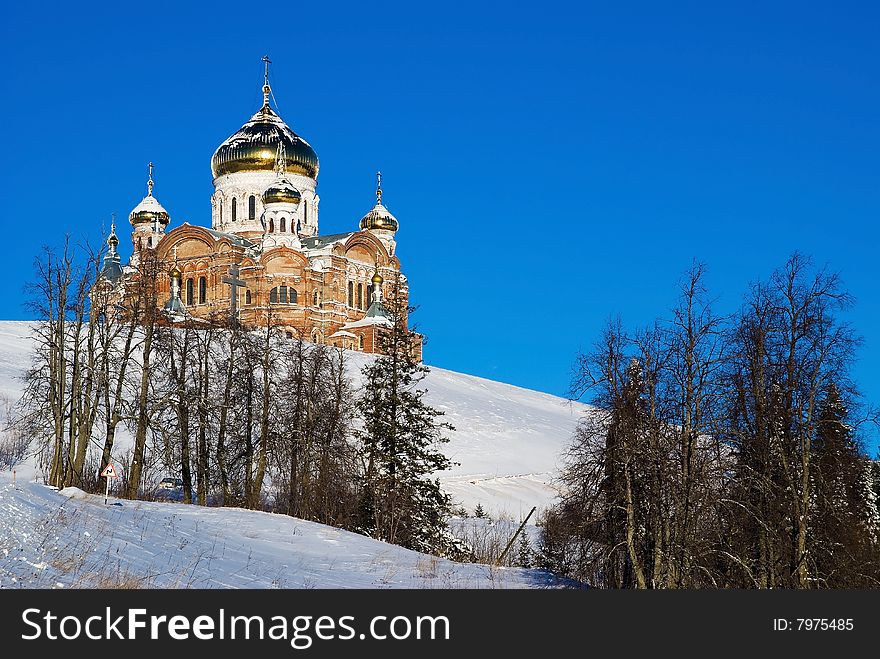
[261, 55, 272, 110]
[101, 213, 123, 282]
[147, 161, 154, 196]
[376, 171, 383, 205]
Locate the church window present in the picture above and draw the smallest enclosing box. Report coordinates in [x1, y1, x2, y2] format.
[232, 198, 237, 222]
[304, 202, 308, 224]
[219, 199, 223, 222]
[296, 219, 301, 233]
[367, 284, 374, 305]
[186, 279, 194, 306]
[245, 289, 252, 305]
[279, 285, 288, 304]
[348, 281, 353, 307]
[357, 283, 363, 309]
[269, 218, 275, 233]
[290, 288, 297, 304]
[198, 277, 207, 304]
[313, 290, 320, 306]
[280, 217, 286, 233]
[270, 287, 278, 304]
[248, 195, 256, 220]
[358, 335, 364, 350]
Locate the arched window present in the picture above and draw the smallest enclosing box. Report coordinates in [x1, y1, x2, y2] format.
[198, 277, 207, 304]
[270, 287, 278, 304]
[296, 219, 301, 233]
[280, 217, 286, 233]
[313, 332, 323, 345]
[367, 284, 374, 305]
[219, 199, 223, 223]
[313, 290, 320, 306]
[279, 285, 288, 304]
[348, 281, 354, 307]
[358, 335, 364, 350]
[186, 279, 194, 306]
[304, 202, 308, 224]
[232, 198, 237, 222]
[269, 217, 274, 233]
[245, 289, 252, 305]
[357, 283, 363, 310]
[248, 195, 256, 220]
[290, 288, 297, 304]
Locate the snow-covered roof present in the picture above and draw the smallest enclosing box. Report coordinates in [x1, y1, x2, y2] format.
[301, 233, 354, 250]
[205, 228, 254, 249]
[342, 315, 393, 330]
[329, 330, 358, 339]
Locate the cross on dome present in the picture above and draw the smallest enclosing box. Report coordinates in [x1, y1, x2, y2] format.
[261, 55, 272, 108]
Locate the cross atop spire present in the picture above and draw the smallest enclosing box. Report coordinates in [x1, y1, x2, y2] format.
[376, 171, 383, 204]
[147, 162, 154, 196]
[275, 141, 287, 176]
[261, 55, 272, 108]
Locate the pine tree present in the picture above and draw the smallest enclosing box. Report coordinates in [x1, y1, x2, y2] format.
[355, 273, 455, 555]
[517, 533, 533, 568]
[810, 384, 878, 586]
[474, 503, 485, 518]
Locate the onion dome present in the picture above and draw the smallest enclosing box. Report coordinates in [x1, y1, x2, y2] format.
[129, 162, 170, 227]
[371, 271, 383, 285]
[169, 264, 181, 279]
[211, 61, 319, 179]
[262, 178, 301, 205]
[100, 218, 123, 282]
[359, 172, 398, 232]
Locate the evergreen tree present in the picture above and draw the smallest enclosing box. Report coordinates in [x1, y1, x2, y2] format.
[355, 272, 455, 555]
[474, 503, 485, 518]
[517, 533, 533, 568]
[810, 384, 879, 586]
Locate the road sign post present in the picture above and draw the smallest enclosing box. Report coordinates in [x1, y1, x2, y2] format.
[100, 463, 118, 504]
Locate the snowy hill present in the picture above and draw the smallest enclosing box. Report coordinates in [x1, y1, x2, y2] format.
[0, 320, 588, 517]
[0, 320, 589, 588]
[0, 476, 567, 588]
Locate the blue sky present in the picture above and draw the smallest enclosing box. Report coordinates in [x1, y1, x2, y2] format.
[1, 1, 878, 452]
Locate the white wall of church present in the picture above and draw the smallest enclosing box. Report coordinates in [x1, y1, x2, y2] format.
[211, 170, 319, 237]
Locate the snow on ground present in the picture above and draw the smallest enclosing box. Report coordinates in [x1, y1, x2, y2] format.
[0, 320, 590, 517]
[0, 475, 567, 589]
[0, 320, 590, 588]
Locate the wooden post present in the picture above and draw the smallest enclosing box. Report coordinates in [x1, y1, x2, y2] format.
[497, 506, 537, 566]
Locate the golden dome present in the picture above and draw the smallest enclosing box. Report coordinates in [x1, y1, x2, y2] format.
[262, 177, 302, 205]
[211, 105, 319, 179]
[359, 202, 399, 232]
[169, 265, 181, 279]
[372, 272, 383, 285]
[129, 193, 170, 226]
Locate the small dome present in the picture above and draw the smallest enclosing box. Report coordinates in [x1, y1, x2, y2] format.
[372, 272, 383, 285]
[262, 177, 302, 205]
[359, 202, 399, 232]
[169, 265, 181, 279]
[129, 193, 170, 226]
[212, 105, 319, 179]
[108, 232, 119, 247]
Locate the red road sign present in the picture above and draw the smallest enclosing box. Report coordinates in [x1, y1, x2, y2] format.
[101, 463, 118, 479]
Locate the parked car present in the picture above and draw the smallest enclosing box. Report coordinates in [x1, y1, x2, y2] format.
[158, 477, 183, 489]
